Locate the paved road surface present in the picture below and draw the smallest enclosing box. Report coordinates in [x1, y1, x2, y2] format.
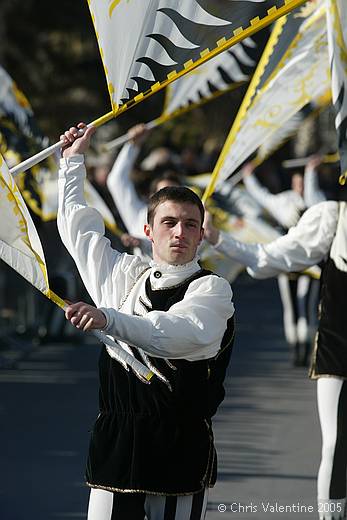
[0, 275, 320, 520]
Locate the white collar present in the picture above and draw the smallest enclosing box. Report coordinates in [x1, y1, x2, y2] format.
[149, 257, 201, 289]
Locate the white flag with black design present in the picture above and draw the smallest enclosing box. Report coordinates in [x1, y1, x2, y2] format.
[87, 0, 307, 112]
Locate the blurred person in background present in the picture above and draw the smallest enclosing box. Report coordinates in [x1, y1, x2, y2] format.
[204, 194, 347, 520]
[241, 161, 321, 366]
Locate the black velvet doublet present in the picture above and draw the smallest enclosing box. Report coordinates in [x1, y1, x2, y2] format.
[86, 269, 234, 495]
[310, 258, 347, 379]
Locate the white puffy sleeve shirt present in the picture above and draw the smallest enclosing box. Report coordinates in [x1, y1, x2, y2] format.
[214, 201, 339, 279]
[58, 155, 234, 361]
[101, 272, 234, 361]
[57, 155, 148, 310]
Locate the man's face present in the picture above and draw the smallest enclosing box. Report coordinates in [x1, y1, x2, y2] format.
[144, 200, 204, 265]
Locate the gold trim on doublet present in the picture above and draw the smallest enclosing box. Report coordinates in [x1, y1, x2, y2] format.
[86, 482, 207, 496]
[308, 331, 319, 379]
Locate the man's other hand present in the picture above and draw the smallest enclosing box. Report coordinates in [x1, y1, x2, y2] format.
[65, 301, 107, 331]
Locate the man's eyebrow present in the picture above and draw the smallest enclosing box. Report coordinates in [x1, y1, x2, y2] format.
[160, 216, 200, 223]
[160, 216, 177, 221]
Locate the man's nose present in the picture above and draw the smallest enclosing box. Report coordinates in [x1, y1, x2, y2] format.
[174, 222, 184, 237]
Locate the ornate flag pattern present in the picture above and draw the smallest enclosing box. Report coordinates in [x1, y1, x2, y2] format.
[256, 92, 331, 164]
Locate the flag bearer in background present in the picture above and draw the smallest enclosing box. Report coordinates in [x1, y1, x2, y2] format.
[204, 196, 347, 520]
[241, 160, 320, 366]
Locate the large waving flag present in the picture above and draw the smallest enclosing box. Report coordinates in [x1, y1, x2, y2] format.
[203, 0, 329, 198]
[87, 0, 307, 113]
[0, 152, 49, 294]
[0, 152, 153, 381]
[326, 0, 347, 183]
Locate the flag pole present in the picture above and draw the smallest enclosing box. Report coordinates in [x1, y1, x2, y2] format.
[9, 110, 115, 177]
[100, 118, 160, 153]
[101, 81, 246, 152]
[282, 153, 340, 169]
[47, 289, 154, 381]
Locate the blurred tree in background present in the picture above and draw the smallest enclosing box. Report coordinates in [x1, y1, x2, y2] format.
[2, 0, 109, 136]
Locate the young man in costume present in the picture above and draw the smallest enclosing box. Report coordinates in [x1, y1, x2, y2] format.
[57, 123, 235, 520]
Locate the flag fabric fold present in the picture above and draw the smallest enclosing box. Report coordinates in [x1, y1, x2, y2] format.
[102, 33, 267, 151]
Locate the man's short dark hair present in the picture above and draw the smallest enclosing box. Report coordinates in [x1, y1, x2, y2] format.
[147, 186, 205, 227]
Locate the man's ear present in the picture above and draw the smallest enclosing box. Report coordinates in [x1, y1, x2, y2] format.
[199, 227, 204, 244]
[144, 223, 153, 241]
